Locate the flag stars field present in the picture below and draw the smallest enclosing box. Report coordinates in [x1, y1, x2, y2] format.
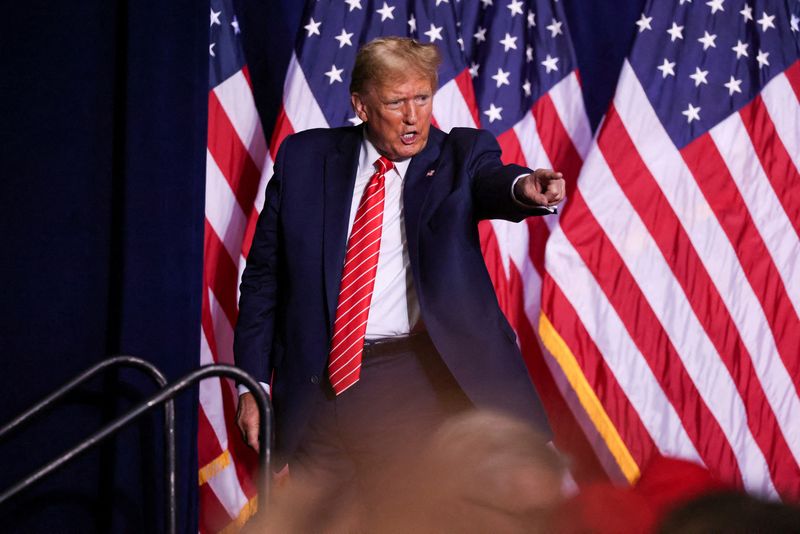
[629, 0, 797, 148]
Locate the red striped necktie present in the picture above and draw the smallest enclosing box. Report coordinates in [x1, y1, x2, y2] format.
[328, 156, 393, 395]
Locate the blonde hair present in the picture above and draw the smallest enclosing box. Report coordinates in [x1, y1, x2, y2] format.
[350, 36, 441, 94]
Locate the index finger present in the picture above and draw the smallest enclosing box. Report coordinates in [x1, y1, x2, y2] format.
[538, 169, 563, 182]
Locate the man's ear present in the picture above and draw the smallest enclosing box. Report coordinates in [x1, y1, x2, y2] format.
[351, 93, 368, 123]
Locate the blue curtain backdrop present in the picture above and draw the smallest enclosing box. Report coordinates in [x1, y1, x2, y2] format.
[0, 0, 642, 532]
[0, 1, 205, 532]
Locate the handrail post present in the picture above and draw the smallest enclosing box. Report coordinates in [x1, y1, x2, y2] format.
[166, 366, 271, 514]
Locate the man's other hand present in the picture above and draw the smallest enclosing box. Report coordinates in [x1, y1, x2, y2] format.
[515, 169, 565, 208]
[236, 392, 261, 452]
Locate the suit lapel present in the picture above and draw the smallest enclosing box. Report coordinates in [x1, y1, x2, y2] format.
[403, 127, 445, 258]
[323, 127, 362, 333]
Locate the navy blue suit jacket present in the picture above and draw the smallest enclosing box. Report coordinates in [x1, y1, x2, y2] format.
[234, 125, 552, 464]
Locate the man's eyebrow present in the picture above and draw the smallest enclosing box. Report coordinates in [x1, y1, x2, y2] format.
[382, 91, 431, 102]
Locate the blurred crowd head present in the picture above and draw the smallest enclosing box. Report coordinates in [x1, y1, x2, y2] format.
[658, 491, 800, 534]
[242, 409, 800, 534]
[365, 409, 569, 534]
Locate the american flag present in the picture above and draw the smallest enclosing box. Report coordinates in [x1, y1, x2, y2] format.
[200, 0, 267, 531]
[542, 0, 800, 500]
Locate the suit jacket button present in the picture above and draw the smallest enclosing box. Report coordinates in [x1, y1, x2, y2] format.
[310, 375, 320, 385]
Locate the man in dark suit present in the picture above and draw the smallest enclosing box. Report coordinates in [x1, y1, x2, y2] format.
[234, 36, 564, 524]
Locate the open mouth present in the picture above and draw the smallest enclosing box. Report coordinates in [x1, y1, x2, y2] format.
[401, 131, 418, 144]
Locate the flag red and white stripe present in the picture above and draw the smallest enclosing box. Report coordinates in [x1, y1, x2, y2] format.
[541, 59, 800, 499]
[200, 59, 270, 532]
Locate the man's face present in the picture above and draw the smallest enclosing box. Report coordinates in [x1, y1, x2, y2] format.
[351, 74, 434, 161]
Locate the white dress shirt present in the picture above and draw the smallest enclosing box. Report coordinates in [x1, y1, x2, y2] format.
[350, 136, 419, 339]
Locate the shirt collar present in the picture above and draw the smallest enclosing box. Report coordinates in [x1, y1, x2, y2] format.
[360, 132, 412, 179]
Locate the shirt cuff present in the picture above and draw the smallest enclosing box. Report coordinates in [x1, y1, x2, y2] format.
[511, 173, 557, 213]
[237, 382, 270, 397]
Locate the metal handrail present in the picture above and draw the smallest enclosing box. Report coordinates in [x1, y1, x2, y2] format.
[0, 364, 272, 533]
[0, 355, 176, 534]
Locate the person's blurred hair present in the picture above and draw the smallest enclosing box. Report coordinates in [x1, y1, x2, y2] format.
[657, 490, 800, 534]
